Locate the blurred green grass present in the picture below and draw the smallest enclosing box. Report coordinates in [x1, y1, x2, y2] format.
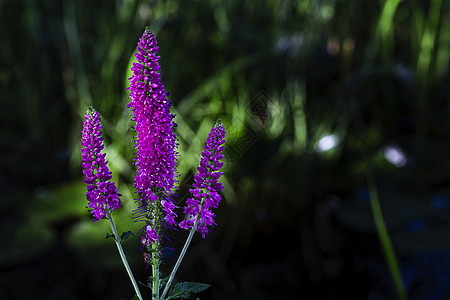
[1, 0, 450, 299]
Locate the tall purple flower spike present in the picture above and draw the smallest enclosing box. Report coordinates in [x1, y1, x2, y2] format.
[81, 107, 121, 222]
[180, 120, 226, 237]
[128, 27, 178, 244]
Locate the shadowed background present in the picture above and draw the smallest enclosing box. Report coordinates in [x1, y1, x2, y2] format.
[1, 0, 450, 299]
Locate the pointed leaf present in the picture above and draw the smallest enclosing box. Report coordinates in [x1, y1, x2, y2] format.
[105, 232, 116, 241]
[167, 282, 210, 299]
[120, 230, 135, 242]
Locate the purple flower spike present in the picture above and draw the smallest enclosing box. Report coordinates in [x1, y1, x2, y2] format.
[180, 120, 226, 237]
[128, 27, 178, 198]
[81, 107, 121, 222]
[128, 27, 178, 245]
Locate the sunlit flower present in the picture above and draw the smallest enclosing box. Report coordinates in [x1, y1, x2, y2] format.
[128, 27, 178, 245]
[180, 120, 226, 237]
[80, 107, 121, 222]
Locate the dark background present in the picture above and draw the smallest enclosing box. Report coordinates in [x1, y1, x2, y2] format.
[1, 0, 450, 299]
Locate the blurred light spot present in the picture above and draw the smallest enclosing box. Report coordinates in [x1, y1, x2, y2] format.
[430, 195, 448, 210]
[407, 219, 424, 232]
[343, 38, 355, 53]
[320, 5, 334, 21]
[361, 190, 370, 202]
[327, 38, 339, 56]
[275, 34, 304, 57]
[393, 64, 414, 84]
[383, 145, 407, 167]
[316, 134, 339, 152]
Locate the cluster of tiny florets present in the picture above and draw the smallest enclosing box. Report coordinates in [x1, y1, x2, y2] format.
[128, 27, 178, 200]
[128, 27, 179, 247]
[82, 27, 227, 253]
[81, 108, 121, 222]
[179, 120, 226, 237]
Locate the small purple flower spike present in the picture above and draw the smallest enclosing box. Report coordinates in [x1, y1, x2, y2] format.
[81, 107, 121, 222]
[141, 224, 159, 246]
[180, 120, 226, 237]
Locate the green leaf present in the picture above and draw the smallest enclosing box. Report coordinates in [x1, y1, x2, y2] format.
[120, 230, 136, 242]
[105, 232, 116, 240]
[138, 280, 152, 289]
[167, 282, 210, 299]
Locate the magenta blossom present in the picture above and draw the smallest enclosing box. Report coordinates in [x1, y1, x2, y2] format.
[180, 120, 226, 237]
[80, 107, 121, 222]
[128, 27, 178, 248]
[128, 27, 178, 197]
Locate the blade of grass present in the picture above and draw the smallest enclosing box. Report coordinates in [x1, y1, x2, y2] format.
[367, 176, 408, 300]
[365, 0, 403, 62]
[415, 0, 443, 136]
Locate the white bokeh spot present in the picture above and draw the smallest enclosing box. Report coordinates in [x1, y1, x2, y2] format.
[383, 145, 407, 167]
[316, 134, 340, 152]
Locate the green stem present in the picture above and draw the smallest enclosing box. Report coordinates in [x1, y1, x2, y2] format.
[152, 243, 160, 300]
[160, 211, 201, 299]
[106, 208, 143, 300]
[150, 200, 161, 300]
[367, 177, 408, 300]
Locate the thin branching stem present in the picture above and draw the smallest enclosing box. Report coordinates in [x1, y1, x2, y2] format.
[160, 203, 202, 299]
[106, 208, 143, 300]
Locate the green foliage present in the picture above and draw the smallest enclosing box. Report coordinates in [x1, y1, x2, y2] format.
[120, 230, 136, 242]
[0, 221, 54, 267]
[105, 232, 116, 241]
[2, 0, 450, 298]
[4, 0, 448, 197]
[166, 282, 210, 300]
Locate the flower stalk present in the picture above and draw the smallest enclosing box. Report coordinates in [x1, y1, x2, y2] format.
[127, 26, 181, 299]
[151, 201, 162, 300]
[160, 200, 202, 300]
[106, 208, 143, 300]
[81, 26, 226, 300]
[81, 107, 142, 299]
[152, 248, 160, 300]
[161, 120, 226, 299]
